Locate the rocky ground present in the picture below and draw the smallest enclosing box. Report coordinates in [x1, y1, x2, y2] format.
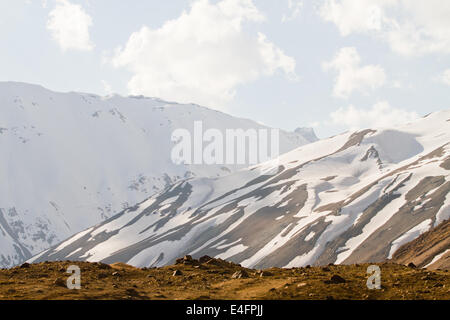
[0, 256, 449, 300]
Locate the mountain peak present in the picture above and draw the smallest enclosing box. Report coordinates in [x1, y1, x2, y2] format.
[294, 127, 318, 143]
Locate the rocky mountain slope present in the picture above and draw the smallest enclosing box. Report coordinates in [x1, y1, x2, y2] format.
[392, 219, 449, 270]
[0, 82, 313, 268]
[30, 110, 450, 269]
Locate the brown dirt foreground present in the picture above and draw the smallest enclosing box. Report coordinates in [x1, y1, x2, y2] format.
[0, 256, 449, 300]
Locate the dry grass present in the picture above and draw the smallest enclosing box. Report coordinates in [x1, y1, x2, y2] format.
[0, 257, 448, 300]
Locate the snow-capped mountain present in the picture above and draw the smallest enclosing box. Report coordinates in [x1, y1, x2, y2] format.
[31, 110, 450, 269]
[0, 82, 314, 268]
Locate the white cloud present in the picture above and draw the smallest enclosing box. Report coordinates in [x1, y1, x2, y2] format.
[319, 0, 395, 35]
[109, 0, 296, 109]
[282, 0, 303, 22]
[24, 0, 47, 8]
[329, 101, 420, 130]
[47, 0, 94, 52]
[437, 69, 450, 86]
[101, 80, 113, 95]
[319, 0, 450, 56]
[323, 47, 386, 98]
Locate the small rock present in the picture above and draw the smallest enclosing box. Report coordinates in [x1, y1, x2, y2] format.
[98, 263, 111, 270]
[322, 267, 331, 272]
[207, 270, 219, 274]
[407, 262, 417, 268]
[20, 263, 30, 269]
[98, 273, 108, 279]
[231, 270, 249, 279]
[325, 275, 346, 284]
[259, 271, 273, 277]
[205, 259, 218, 265]
[176, 255, 195, 265]
[112, 272, 120, 277]
[125, 288, 139, 296]
[173, 269, 183, 276]
[297, 282, 307, 288]
[53, 278, 66, 287]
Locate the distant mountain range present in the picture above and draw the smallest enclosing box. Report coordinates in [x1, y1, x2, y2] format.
[0, 82, 314, 268]
[30, 109, 450, 269]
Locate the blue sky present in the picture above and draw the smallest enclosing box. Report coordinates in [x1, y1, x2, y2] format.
[1, 0, 450, 138]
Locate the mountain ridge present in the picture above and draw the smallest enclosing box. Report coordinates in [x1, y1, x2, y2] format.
[29, 109, 450, 269]
[391, 218, 450, 270]
[0, 81, 313, 268]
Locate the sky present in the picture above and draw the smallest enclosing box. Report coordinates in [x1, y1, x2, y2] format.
[1, 0, 450, 138]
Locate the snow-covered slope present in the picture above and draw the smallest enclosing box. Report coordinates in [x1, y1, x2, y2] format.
[392, 218, 450, 270]
[31, 110, 450, 269]
[0, 82, 313, 268]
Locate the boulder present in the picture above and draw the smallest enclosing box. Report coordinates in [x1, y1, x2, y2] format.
[231, 270, 249, 279]
[173, 269, 183, 276]
[324, 275, 346, 284]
